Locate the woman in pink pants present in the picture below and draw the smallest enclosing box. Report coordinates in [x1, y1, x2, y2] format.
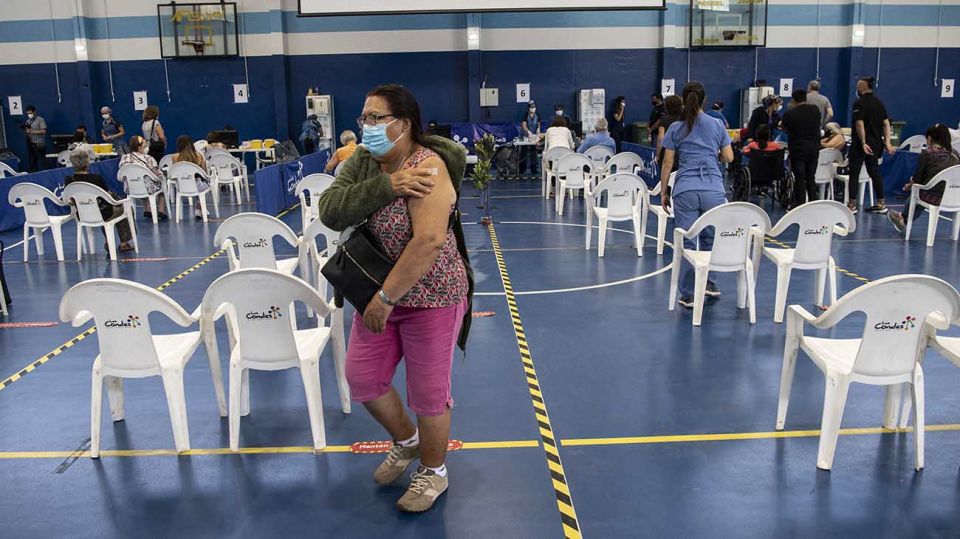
[317, 84, 473, 513]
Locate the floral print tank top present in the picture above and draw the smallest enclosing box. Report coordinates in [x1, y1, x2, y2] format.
[368, 146, 469, 308]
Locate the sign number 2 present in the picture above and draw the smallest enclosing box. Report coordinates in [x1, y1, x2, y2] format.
[7, 96, 22, 116]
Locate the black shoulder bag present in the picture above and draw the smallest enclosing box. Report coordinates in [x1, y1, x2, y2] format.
[148, 120, 165, 156]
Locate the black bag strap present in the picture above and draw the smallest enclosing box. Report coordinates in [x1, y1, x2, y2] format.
[449, 189, 474, 352]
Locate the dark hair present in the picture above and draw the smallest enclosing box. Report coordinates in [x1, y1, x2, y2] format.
[926, 124, 953, 152]
[651, 93, 663, 100]
[550, 116, 567, 128]
[128, 135, 145, 153]
[791, 89, 807, 103]
[175, 135, 202, 166]
[859, 77, 875, 90]
[207, 131, 219, 144]
[756, 124, 771, 148]
[712, 100, 724, 111]
[612, 95, 626, 112]
[366, 84, 425, 146]
[680, 81, 706, 134]
[664, 95, 683, 118]
[25, 105, 36, 113]
[143, 105, 159, 121]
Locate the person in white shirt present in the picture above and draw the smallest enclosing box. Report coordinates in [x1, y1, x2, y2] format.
[544, 116, 575, 152]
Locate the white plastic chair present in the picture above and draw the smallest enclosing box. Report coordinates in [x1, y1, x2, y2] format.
[583, 145, 614, 174]
[751, 201, 856, 323]
[898, 134, 927, 154]
[59, 279, 227, 458]
[159, 154, 176, 175]
[602, 152, 644, 180]
[541, 146, 574, 198]
[648, 172, 676, 255]
[555, 154, 594, 215]
[8, 182, 75, 262]
[904, 165, 960, 247]
[61, 182, 139, 261]
[334, 161, 346, 177]
[835, 159, 877, 207]
[200, 268, 350, 452]
[57, 150, 71, 167]
[117, 163, 164, 224]
[0, 161, 25, 177]
[814, 149, 843, 201]
[206, 153, 246, 217]
[668, 202, 772, 326]
[295, 173, 336, 233]
[776, 274, 960, 471]
[214, 212, 300, 274]
[167, 162, 212, 223]
[588, 173, 647, 257]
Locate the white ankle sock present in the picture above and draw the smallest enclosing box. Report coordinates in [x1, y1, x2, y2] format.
[397, 430, 419, 448]
[424, 463, 447, 477]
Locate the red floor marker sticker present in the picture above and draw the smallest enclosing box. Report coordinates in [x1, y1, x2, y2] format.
[0, 322, 59, 328]
[351, 440, 463, 454]
[472, 311, 495, 318]
[122, 257, 171, 263]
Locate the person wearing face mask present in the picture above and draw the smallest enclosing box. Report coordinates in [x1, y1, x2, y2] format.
[848, 76, 895, 214]
[553, 104, 572, 130]
[100, 107, 126, 152]
[747, 96, 781, 142]
[649, 93, 666, 146]
[119, 135, 168, 220]
[316, 84, 473, 514]
[519, 100, 541, 177]
[609, 96, 626, 153]
[22, 105, 48, 172]
[887, 124, 960, 233]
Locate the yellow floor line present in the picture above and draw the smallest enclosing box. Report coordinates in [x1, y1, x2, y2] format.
[561, 423, 960, 447]
[0, 439, 541, 460]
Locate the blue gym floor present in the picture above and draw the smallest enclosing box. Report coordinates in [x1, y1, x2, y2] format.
[1, 180, 959, 538]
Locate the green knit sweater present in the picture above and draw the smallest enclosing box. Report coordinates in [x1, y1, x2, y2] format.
[316, 135, 467, 231]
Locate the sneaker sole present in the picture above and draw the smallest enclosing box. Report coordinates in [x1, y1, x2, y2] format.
[704, 290, 721, 298]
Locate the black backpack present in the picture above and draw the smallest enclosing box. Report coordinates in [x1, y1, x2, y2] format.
[0, 241, 9, 311]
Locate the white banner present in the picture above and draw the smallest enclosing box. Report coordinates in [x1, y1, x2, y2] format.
[300, 0, 662, 15]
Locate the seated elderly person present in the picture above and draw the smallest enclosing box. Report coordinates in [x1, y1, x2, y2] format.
[821, 122, 846, 150]
[119, 135, 168, 220]
[325, 130, 359, 173]
[64, 148, 135, 252]
[576, 118, 616, 154]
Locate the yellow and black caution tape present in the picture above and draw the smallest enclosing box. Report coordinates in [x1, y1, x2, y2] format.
[487, 223, 582, 539]
[0, 204, 300, 393]
[763, 236, 871, 283]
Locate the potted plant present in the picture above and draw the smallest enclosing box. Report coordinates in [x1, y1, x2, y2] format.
[472, 133, 496, 225]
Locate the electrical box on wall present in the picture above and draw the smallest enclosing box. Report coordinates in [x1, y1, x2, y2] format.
[305, 94, 335, 151]
[481, 88, 499, 108]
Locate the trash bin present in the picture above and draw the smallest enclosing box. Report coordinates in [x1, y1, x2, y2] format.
[632, 122, 649, 144]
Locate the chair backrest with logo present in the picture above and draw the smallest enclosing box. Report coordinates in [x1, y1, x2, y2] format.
[62, 182, 115, 225]
[168, 161, 207, 195]
[929, 165, 960, 212]
[770, 200, 855, 266]
[592, 173, 647, 219]
[214, 212, 299, 270]
[118, 163, 159, 198]
[9, 182, 66, 226]
[686, 202, 771, 270]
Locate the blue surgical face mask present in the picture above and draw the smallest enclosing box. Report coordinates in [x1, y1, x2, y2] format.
[362, 118, 404, 158]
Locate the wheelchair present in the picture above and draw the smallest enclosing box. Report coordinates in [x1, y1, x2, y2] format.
[730, 147, 793, 209]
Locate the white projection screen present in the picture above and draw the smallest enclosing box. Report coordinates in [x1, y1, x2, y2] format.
[298, 0, 665, 16]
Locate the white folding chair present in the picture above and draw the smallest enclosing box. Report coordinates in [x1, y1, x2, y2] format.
[206, 153, 246, 217]
[587, 173, 647, 257]
[117, 163, 164, 224]
[751, 201, 856, 323]
[668, 202, 772, 326]
[61, 182, 139, 261]
[555, 154, 594, 215]
[57, 150, 71, 168]
[541, 146, 574, 198]
[168, 162, 212, 223]
[0, 161, 25, 177]
[776, 274, 960, 470]
[200, 268, 350, 452]
[904, 165, 960, 247]
[602, 152, 644, 180]
[59, 279, 227, 458]
[214, 212, 300, 274]
[8, 182, 75, 262]
[814, 149, 842, 201]
[647, 172, 676, 255]
[295, 173, 336, 233]
[898, 134, 927, 154]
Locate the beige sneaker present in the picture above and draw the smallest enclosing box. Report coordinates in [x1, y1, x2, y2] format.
[396, 466, 448, 513]
[373, 444, 420, 485]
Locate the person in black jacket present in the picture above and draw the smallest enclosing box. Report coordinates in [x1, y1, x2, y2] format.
[64, 148, 135, 252]
[782, 89, 823, 207]
[847, 77, 896, 214]
[747, 96, 781, 141]
[609, 96, 626, 153]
